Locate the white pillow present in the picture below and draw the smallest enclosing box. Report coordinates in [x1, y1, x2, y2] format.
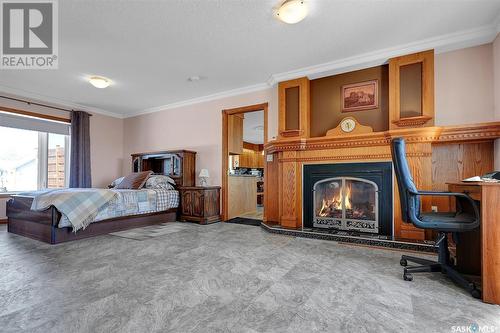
[145, 175, 176, 190]
[109, 176, 125, 188]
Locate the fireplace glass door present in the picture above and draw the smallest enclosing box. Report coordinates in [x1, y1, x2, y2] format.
[313, 177, 378, 233]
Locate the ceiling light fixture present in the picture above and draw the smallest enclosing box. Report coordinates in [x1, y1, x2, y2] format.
[188, 75, 201, 82]
[276, 0, 308, 24]
[88, 76, 111, 89]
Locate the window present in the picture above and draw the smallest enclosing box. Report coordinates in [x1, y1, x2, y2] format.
[0, 127, 39, 192]
[48, 133, 69, 189]
[0, 112, 70, 193]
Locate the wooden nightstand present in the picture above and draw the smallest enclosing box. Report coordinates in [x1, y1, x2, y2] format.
[179, 186, 221, 224]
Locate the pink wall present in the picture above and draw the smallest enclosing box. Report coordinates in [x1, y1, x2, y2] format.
[123, 88, 278, 187]
[90, 113, 124, 187]
[435, 37, 500, 168]
[435, 43, 495, 126]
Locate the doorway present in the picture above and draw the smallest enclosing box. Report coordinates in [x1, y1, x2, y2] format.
[221, 103, 268, 222]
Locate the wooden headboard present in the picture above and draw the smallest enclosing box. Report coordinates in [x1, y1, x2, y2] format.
[131, 150, 196, 187]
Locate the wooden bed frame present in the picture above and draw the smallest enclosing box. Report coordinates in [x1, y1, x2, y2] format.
[6, 149, 197, 244]
[7, 195, 177, 244]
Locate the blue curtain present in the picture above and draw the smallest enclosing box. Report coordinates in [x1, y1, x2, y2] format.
[69, 111, 92, 188]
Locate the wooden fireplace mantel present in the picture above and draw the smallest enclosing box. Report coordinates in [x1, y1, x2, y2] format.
[263, 121, 500, 241]
[265, 121, 500, 154]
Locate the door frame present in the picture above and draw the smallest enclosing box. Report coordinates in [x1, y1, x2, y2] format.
[221, 102, 268, 221]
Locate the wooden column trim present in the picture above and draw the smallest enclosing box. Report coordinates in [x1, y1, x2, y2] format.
[279, 151, 299, 228]
[482, 185, 500, 304]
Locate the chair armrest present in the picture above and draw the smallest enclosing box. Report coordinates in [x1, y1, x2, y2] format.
[406, 189, 480, 229]
[410, 189, 480, 215]
[408, 189, 464, 197]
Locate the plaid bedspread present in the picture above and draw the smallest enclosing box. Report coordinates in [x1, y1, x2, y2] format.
[57, 189, 179, 229]
[31, 188, 117, 232]
[93, 189, 179, 221]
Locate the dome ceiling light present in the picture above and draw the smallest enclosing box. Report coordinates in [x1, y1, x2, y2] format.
[276, 0, 308, 24]
[88, 76, 112, 89]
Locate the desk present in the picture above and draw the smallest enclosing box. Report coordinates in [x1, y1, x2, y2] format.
[448, 182, 500, 304]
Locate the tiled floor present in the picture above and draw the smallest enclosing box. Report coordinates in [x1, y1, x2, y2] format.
[0, 222, 499, 332]
[110, 223, 189, 240]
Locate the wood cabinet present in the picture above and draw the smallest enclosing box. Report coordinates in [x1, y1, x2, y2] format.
[179, 186, 221, 224]
[389, 50, 434, 129]
[131, 150, 196, 187]
[228, 114, 244, 155]
[278, 77, 310, 139]
[236, 148, 264, 168]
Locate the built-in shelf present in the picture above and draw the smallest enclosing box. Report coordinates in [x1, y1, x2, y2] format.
[279, 129, 304, 137]
[392, 115, 432, 127]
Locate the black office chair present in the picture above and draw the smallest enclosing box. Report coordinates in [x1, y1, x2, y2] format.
[391, 138, 481, 298]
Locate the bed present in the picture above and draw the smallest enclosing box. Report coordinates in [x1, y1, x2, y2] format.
[6, 149, 196, 244]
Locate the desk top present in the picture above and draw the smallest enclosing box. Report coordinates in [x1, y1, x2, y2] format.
[447, 181, 500, 186]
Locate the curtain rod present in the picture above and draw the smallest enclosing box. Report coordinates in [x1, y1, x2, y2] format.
[0, 95, 92, 116]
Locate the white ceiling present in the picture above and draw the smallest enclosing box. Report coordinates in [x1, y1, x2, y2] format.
[1, 0, 499, 118]
[243, 111, 264, 144]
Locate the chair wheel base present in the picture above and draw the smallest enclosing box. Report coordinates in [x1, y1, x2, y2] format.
[403, 273, 413, 281]
[471, 289, 481, 299]
[400, 259, 408, 267]
[469, 283, 481, 299]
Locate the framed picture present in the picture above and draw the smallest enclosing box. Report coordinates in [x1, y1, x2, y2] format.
[341, 80, 379, 112]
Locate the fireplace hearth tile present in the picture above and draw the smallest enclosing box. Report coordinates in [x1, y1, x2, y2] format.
[260, 223, 436, 253]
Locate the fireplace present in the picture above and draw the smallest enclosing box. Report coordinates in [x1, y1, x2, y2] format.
[303, 162, 392, 236]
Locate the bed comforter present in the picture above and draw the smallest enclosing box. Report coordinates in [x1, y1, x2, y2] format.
[31, 188, 116, 231]
[26, 188, 179, 231]
[58, 188, 179, 229]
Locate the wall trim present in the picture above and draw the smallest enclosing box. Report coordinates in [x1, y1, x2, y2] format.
[126, 82, 270, 118]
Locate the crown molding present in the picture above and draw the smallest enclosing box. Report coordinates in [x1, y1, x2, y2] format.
[267, 23, 499, 85]
[0, 84, 125, 119]
[126, 82, 271, 118]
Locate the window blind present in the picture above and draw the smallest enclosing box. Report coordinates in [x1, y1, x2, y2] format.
[0, 111, 70, 135]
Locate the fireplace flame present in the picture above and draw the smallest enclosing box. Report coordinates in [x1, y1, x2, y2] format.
[318, 185, 352, 217]
[344, 185, 352, 210]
